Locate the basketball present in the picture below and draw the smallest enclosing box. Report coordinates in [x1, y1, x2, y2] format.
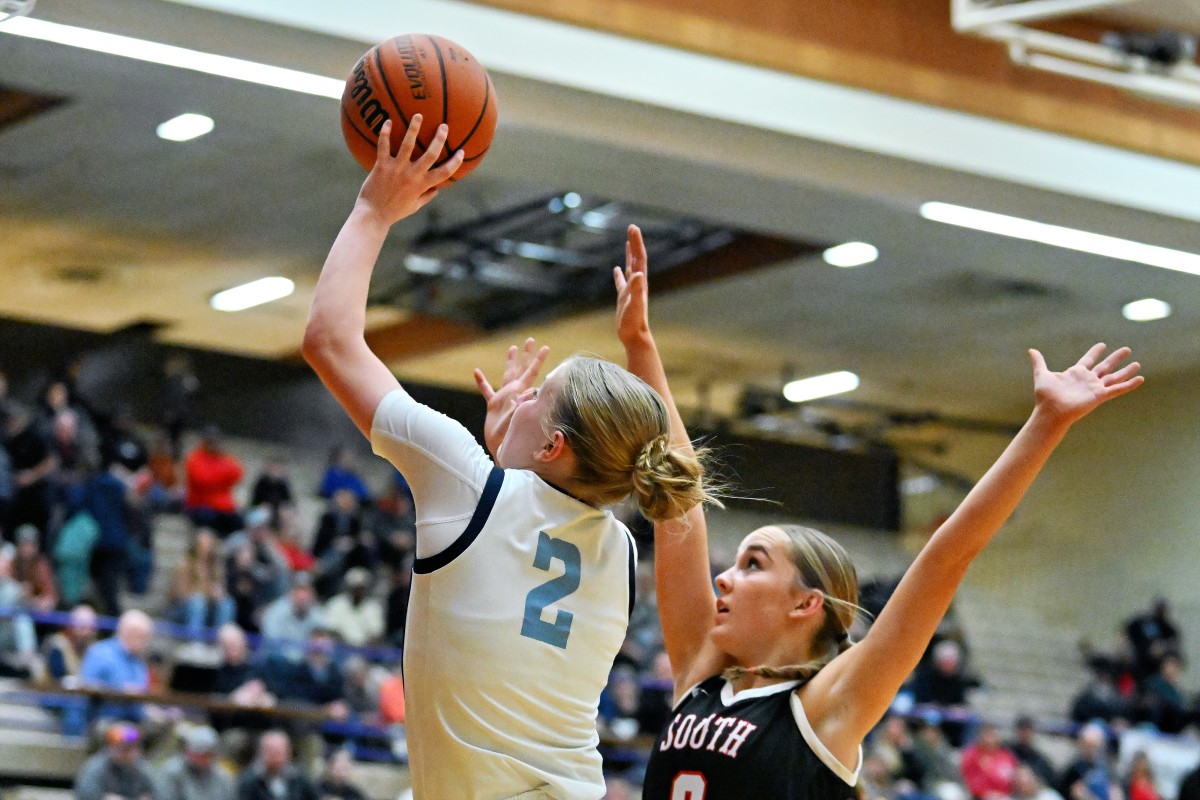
[340, 34, 498, 183]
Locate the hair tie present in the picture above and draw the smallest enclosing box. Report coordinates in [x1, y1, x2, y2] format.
[833, 631, 850, 643]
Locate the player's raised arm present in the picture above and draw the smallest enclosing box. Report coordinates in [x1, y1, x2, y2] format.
[804, 344, 1143, 759]
[302, 116, 464, 437]
[615, 225, 728, 695]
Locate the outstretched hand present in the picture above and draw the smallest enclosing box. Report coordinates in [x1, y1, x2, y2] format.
[474, 338, 551, 460]
[613, 224, 651, 347]
[356, 115, 465, 226]
[1029, 343, 1143, 426]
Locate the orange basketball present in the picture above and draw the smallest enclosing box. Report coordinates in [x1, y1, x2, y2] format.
[340, 34, 498, 183]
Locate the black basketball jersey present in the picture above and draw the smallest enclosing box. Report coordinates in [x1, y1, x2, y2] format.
[642, 676, 860, 800]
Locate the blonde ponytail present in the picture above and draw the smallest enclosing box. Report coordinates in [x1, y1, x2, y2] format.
[549, 357, 719, 520]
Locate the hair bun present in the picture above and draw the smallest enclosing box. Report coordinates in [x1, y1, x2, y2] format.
[634, 434, 671, 472]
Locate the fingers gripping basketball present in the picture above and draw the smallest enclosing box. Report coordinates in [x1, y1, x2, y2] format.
[340, 33, 498, 183]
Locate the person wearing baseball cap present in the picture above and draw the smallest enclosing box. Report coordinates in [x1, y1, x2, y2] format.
[157, 725, 235, 800]
[74, 723, 158, 800]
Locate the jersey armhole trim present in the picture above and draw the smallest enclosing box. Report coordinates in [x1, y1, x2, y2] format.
[412, 467, 504, 575]
[789, 692, 862, 787]
[625, 529, 638, 619]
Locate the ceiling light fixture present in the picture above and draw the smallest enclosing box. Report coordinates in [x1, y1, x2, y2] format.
[822, 241, 878, 268]
[0, 16, 343, 98]
[156, 112, 214, 142]
[210, 276, 294, 312]
[783, 370, 860, 404]
[920, 201, 1200, 277]
[1122, 298, 1172, 322]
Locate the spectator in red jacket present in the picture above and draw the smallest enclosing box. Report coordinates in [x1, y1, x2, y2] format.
[184, 425, 244, 536]
[960, 723, 1020, 800]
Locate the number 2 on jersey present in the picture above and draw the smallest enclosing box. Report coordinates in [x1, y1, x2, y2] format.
[520, 532, 581, 648]
[671, 772, 707, 799]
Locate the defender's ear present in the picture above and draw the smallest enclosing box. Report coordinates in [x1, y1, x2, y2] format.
[789, 588, 826, 621]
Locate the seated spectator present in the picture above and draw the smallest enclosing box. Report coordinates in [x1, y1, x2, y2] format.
[260, 573, 326, 661]
[5, 400, 56, 541]
[80, 610, 153, 722]
[1124, 752, 1160, 800]
[237, 730, 317, 800]
[209, 624, 275, 734]
[636, 650, 675, 738]
[45, 604, 99, 682]
[1141, 655, 1192, 734]
[39, 378, 100, 469]
[861, 752, 901, 800]
[100, 405, 149, 478]
[598, 668, 641, 743]
[912, 639, 982, 746]
[146, 433, 183, 511]
[0, 542, 37, 677]
[55, 500, 101, 607]
[184, 425, 243, 537]
[323, 568, 383, 648]
[911, 717, 969, 800]
[274, 504, 316, 573]
[157, 725, 235, 800]
[13, 523, 57, 612]
[249, 459, 294, 518]
[1056, 723, 1118, 800]
[224, 507, 290, 599]
[171, 529, 235, 638]
[1070, 667, 1131, 725]
[1008, 716, 1057, 789]
[340, 655, 380, 718]
[1125, 598, 1181, 683]
[874, 716, 926, 787]
[316, 749, 368, 800]
[1011, 764, 1064, 800]
[317, 446, 370, 504]
[83, 458, 140, 616]
[47, 410, 96, 519]
[75, 722, 159, 800]
[960, 723, 1019, 800]
[311, 490, 364, 596]
[264, 627, 348, 722]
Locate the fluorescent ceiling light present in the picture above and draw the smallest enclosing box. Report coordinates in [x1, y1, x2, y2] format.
[0, 16, 343, 98]
[1122, 298, 1171, 322]
[823, 242, 878, 268]
[921, 202, 1200, 277]
[157, 113, 214, 142]
[783, 371, 860, 404]
[211, 277, 294, 311]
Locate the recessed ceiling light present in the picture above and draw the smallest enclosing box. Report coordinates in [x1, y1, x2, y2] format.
[783, 370, 860, 403]
[157, 113, 214, 142]
[211, 277, 295, 312]
[823, 242, 878, 268]
[0, 16, 342, 98]
[1122, 298, 1171, 322]
[920, 201, 1200, 277]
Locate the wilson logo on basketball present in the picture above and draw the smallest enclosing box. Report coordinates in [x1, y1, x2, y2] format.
[394, 36, 429, 100]
[348, 57, 390, 135]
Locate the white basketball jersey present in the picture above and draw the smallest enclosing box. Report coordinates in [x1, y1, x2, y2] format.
[403, 466, 636, 800]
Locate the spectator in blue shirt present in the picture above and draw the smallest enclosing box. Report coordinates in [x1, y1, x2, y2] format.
[316, 446, 370, 504]
[80, 610, 152, 722]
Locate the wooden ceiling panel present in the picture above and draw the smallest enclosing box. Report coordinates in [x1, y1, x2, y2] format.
[472, 0, 1200, 166]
